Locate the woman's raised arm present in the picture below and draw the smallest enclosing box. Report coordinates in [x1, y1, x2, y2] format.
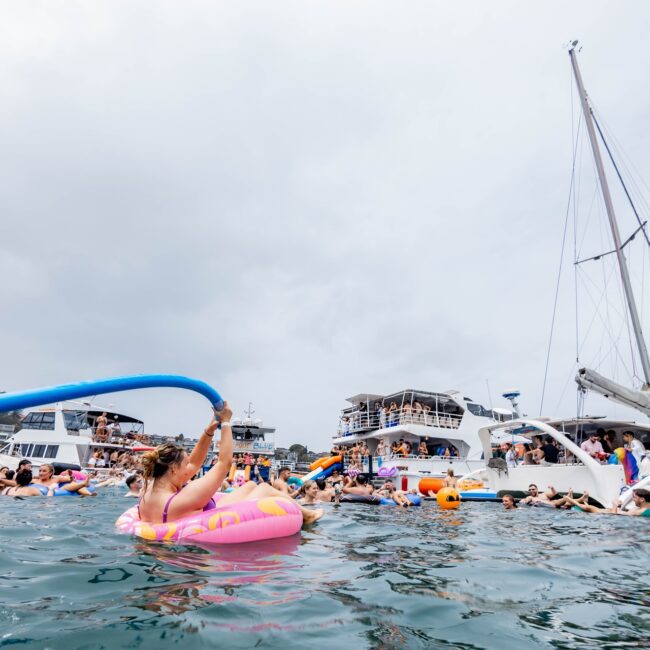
[184, 418, 220, 481]
[168, 403, 234, 517]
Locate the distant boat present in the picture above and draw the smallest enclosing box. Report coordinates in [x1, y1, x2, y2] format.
[0, 401, 145, 471]
[333, 388, 522, 492]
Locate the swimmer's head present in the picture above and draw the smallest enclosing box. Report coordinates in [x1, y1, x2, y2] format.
[39, 464, 54, 480]
[278, 467, 291, 480]
[356, 474, 368, 485]
[15, 469, 33, 487]
[633, 488, 650, 505]
[142, 443, 188, 490]
[302, 480, 318, 497]
[528, 484, 538, 495]
[17, 459, 32, 472]
[502, 494, 516, 509]
[126, 474, 142, 490]
[447, 468, 455, 477]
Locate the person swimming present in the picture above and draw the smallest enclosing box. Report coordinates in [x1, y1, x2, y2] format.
[137, 402, 323, 526]
[2, 470, 50, 497]
[565, 488, 650, 516]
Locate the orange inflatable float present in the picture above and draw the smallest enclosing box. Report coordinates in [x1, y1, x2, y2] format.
[418, 477, 445, 495]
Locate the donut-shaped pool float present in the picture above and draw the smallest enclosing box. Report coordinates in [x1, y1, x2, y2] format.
[115, 492, 303, 544]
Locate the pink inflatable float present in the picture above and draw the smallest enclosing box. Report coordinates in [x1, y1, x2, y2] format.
[116, 492, 303, 544]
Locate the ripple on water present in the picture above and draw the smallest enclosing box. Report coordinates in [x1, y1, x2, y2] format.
[0, 492, 648, 649]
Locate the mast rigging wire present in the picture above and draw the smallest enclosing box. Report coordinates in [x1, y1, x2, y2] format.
[539, 105, 581, 416]
[591, 111, 650, 249]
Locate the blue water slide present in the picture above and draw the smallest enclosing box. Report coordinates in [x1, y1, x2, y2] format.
[0, 374, 224, 413]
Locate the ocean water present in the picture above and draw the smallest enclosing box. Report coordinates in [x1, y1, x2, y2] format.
[0, 491, 648, 649]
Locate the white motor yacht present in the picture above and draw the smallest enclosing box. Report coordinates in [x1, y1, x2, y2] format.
[332, 388, 520, 491]
[0, 401, 145, 471]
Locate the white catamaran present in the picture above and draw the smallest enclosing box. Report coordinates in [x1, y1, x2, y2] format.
[462, 42, 650, 509]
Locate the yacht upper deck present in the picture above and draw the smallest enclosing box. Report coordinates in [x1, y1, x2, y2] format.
[335, 389, 511, 441]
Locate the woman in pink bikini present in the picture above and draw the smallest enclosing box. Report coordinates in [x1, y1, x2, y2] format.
[138, 402, 323, 526]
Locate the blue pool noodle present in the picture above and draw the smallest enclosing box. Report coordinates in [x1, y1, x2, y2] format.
[0, 374, 224, 413]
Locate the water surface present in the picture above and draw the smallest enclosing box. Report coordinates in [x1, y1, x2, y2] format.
[1, 492, 648, 648]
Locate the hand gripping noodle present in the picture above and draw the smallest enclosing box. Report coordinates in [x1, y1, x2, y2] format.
[116, 492, 303, 544]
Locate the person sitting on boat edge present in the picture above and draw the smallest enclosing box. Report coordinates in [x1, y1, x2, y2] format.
[138, 403, 323, 526]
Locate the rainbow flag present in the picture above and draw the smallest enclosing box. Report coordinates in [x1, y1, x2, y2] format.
[608, 447, 639, 484]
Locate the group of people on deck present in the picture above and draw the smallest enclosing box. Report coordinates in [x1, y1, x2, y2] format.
[341, 400, 458, 434]
[497, 430, 649, 471]
[331, 439, 459, 463]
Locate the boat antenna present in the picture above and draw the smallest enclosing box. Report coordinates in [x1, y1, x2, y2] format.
[502, 390, 521, 417]
[568, 41, 650, 387]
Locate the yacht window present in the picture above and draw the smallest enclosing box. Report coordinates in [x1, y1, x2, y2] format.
[33, 444, 46, 458]
[44, 445, 59, 459]
[21, 412, 56, 431]
[63, 410, 88, 431]
[21, 443, 34, 456]
[466, 403, 490, 418]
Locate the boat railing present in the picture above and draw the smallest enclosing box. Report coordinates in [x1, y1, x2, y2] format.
[336, 408, 462, 437]
[367, 453, 464, 461]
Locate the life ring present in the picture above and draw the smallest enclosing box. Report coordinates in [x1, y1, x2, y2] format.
[115, 492, 302, 544]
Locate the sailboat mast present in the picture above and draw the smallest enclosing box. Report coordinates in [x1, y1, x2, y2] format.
[568, 42, 650, 387]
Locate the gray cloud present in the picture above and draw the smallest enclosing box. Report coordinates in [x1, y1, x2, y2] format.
[2, 1, 649, 448]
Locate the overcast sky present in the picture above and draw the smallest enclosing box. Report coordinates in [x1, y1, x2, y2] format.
[1, 1, 649, 450]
